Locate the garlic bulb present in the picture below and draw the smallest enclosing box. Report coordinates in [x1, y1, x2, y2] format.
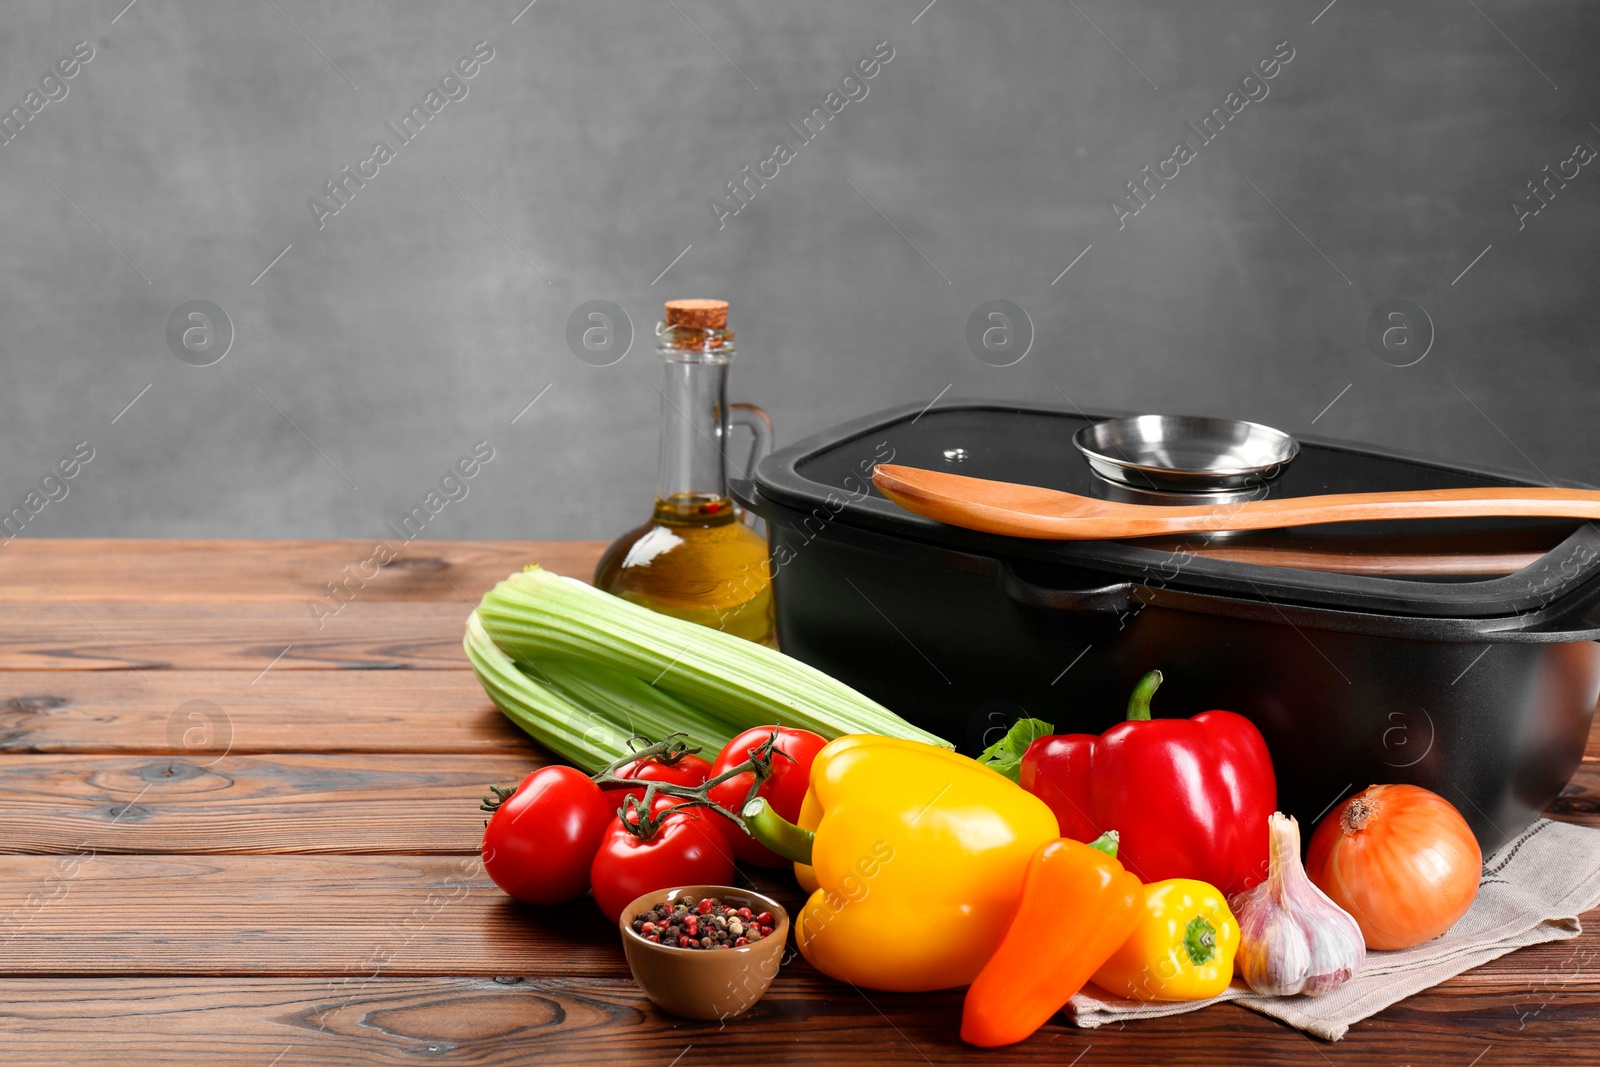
[1234, 812, 1365, 997]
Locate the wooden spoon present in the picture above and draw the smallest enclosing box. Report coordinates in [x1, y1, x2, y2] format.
[871, 464, 1600, 541]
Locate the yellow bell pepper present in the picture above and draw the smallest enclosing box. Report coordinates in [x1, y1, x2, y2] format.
[742, 734, 1060, 992]
[1090, 878, 1239, 1001]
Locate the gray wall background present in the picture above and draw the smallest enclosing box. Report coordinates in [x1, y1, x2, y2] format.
[3, 0, 1597, 542]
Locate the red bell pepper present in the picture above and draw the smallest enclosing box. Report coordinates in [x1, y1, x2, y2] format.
[1019, 670, 1275, 897]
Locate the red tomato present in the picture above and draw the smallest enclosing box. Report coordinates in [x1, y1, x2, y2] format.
[603, 752, 713, 805]
[481, 766, 613, 905]
[590, 797, 736, 922]
[707, 726, 828, 867]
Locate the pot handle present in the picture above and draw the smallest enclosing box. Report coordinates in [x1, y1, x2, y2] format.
[998, 562, 1140, 615]
[728, 477, 764, 515]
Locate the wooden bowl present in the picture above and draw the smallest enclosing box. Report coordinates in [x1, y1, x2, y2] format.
[618, 884, 790, 1021]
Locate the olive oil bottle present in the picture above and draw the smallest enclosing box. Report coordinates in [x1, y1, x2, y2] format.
[593, 299, 776, 646]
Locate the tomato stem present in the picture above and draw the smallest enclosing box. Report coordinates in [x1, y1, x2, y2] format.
[587, 727, 787, 839]
[478, 783, 517, 813]
[621, 733, 703, 768]
[616, 787, 740, 841]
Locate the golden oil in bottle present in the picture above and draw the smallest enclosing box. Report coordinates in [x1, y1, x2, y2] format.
[594, 300, 776, 646]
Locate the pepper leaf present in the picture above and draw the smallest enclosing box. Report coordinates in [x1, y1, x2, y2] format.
[977, 718, 1055, 782]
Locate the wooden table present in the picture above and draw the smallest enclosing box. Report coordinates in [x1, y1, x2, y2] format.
[3, 539, 1598, 1066]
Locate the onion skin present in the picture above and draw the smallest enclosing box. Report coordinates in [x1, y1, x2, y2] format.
[1305, 784, 1482, 951]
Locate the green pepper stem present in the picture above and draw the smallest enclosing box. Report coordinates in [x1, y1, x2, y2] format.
[1125, 670, 1164, 722]
[1088, 830, 1120, 858]
[741, 797, 815, 866]
[1183, 915, 1218, 966]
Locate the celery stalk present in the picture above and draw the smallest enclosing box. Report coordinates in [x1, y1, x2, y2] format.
[525, 658, 732, 759]
[472, 567, 951, 748]
[464, 612, 637, 771]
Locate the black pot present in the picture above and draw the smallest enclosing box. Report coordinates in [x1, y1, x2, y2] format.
[738, 400, 1600, 854]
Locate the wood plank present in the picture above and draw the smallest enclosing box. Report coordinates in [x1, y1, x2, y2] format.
[0, 670, 532, 753]
[6, 745, 1581, 856]
[0, 855, 620, 976]
[0, 754, 544, 854]
[0, 850, 1594, 984]
[0, 539, 606, 601]
[0, 976, 1595, 1067]
[0, 601, 478, 670]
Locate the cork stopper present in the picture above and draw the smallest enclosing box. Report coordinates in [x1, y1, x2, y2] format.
[664, 299, 729, 330]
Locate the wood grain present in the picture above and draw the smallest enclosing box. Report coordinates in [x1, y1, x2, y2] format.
[0, 670, 531, 753]
[3, 537, 1597, 1064]
[0, 848, 1591, 985]
[874, 463, 1600, 540]
[0, 855, 621, 976]
[0, 754, 543, 854]
[0, 976, 1596, 1067]
[0, 540, 605, 601]
[0, 601, 477, 671]
[2, 750, 1582, 857]
[4, 664, 1577, 762]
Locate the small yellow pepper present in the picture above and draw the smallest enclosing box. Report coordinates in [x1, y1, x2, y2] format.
[1091, 878, 1239, 1001]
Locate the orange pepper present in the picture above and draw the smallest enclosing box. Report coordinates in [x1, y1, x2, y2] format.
[960, 833, 1142, 1048]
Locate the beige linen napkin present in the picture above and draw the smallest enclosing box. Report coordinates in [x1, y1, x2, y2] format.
[1066, 818, 1600, 1041]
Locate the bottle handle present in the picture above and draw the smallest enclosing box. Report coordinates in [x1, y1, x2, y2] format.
[729, 403, 773, 531]
[729, 403, 773, 480]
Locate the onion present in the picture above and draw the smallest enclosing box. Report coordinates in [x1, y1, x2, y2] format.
[1305, 784, 1482, 950]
